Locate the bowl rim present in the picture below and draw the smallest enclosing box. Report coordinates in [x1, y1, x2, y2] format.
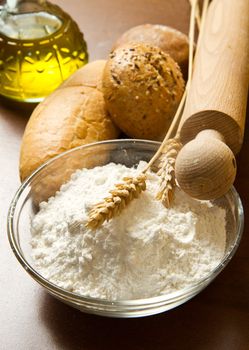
[7, 139, 244, 307]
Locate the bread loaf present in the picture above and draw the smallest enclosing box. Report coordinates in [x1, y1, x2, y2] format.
[113, 24, 189, 79]
[19, 60, 119, 181]
[102, 43, 185, 140]
[60, 59, 105, 89]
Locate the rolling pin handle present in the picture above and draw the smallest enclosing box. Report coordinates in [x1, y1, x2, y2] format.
[175, 130, 236, 200]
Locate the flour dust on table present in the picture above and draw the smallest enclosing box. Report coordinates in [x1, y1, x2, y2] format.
[31, 161, 226, 300]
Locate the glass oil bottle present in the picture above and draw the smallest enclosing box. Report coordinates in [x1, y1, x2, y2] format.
[0, 0, 88, 103]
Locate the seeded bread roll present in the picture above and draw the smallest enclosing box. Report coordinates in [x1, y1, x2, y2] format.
[113, 24, 190, 79]
[20, 61, 119, 181]
[102, 43, 185, 140]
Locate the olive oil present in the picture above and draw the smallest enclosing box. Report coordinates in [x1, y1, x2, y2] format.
[0, 2, 88, 103]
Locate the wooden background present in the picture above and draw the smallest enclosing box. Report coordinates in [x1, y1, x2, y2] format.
[0, 0, 248, 349]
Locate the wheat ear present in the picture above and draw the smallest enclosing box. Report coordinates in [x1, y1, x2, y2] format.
[155, 137, 182, 207]
[86, 174, 146, 229]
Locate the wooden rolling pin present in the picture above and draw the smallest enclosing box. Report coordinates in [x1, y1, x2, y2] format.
[175, 0, 249, 200]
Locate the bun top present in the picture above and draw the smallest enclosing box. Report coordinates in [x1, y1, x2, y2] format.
[113, 24, 189, 78]
[102, 42, 185, 140]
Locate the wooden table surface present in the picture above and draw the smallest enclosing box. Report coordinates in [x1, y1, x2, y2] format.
[0, 1, 248, 349]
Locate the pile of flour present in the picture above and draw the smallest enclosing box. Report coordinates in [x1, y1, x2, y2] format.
[31, 161, 226, 300]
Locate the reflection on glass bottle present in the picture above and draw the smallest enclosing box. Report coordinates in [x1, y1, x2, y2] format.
[0, 0, 88, 103]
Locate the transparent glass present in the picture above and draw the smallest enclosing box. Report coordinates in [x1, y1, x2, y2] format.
[7, 140, 244, 317]
[0, 0, 88, 102]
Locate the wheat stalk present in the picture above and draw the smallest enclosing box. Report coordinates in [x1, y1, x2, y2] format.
[151, 0, 200, 207]
[151, 0, 210, 207]
[144, 0, 199, 207]
[86, 174, 146, 229]
[85, 0, 208, 229]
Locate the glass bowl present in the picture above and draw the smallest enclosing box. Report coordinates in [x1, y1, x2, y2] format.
[7, 139, 244, 318]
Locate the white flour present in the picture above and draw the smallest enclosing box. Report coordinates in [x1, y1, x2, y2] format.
[31, 162, 226, 300]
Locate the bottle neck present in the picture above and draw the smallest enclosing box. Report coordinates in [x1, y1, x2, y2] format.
[2, 0, 47, 14]
[0, 0, 62, 40]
